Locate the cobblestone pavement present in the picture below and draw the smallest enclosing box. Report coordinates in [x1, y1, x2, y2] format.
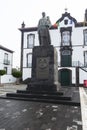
[0, 84, 27, 96]
[0, 99, 82, 130]
[79, 87, 87, 130]
[0, 84, 83, 130]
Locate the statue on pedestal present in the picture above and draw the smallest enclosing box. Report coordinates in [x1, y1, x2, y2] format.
[26, 12, 59, 92]
[38, 12, 51, 46]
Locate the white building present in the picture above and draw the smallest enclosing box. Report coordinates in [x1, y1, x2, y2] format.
[19, 9, 87, 86]
[0, 45, 16, 83]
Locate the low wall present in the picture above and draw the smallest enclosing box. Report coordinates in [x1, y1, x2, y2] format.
[1, 74, 16, 84]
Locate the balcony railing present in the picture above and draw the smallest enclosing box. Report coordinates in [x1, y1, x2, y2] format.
[72, 61, 84, 67]
[3, 60, 10, 65]
[58, 61, 87, 67]
[58, 61, 87, 71]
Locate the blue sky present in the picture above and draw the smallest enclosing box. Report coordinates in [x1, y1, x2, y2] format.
[0, 0, 87, 68]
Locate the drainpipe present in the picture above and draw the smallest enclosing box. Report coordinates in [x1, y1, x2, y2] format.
[20, 22, 25, 81]
[76, 67, 79, 87]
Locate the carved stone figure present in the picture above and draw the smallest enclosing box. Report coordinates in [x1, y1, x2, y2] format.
[38, 12, 51, 46]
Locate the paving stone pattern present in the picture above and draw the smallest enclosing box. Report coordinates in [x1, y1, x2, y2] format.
[79, 87, 87, 130]
[0, 99, 82, 130]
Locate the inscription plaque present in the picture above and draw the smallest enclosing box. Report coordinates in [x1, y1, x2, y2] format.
[36, 57, 49, 79]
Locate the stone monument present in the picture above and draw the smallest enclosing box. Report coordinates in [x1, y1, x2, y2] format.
[27, 12, 59, 92]
[6, 12, 80, 106]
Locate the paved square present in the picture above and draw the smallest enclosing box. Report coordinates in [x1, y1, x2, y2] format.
[0, 99, 82, 130]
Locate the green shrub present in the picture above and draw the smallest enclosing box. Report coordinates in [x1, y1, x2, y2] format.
[0, 70, 6, 76]
[12, 71, 22, 78]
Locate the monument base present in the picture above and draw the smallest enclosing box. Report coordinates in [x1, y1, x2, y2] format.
[27, 45, 60, 92]
[27, 82, 59, 92]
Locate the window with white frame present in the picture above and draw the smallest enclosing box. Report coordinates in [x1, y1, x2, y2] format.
[4, 53, 9, 65]
[84, 51, 87, 66]
[4, 67, 7, 74]
[27, 34, 35, 48]
[27, 53, 32, 68]
[62, 31, 70, 46]
[84, 29, 87, 45]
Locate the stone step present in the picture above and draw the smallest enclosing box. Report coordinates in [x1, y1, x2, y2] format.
[0, 95, 80, 106]
[6, 93, 72, 101]
[3, 87, 80, 106]
[17, 90, 64, 96]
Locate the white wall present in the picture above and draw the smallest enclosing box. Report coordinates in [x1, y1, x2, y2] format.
[0, 49, 13, 74]
[71, 68, 76, 84]
[50, 29, 60, 46]
[0, 48, 14, 83]
[72, 47, 84, 64]
[22, 15, 87, 83]
[79, 68, 87, 84]
[23, 68, 31, 80]
[72, 28, 83, 46]
[1, 74, 16, 84]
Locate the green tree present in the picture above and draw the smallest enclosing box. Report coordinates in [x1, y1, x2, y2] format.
[0, 70, 6, 85]
[12, 70, 22, 84]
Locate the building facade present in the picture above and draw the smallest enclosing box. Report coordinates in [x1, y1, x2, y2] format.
[0, 45, 16, 83]
[19, 9, 87, 86]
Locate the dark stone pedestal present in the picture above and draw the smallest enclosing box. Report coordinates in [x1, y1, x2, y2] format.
[27, 45, 60, 92]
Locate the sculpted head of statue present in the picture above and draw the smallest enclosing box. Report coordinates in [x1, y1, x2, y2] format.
[42, 12, 46, 18]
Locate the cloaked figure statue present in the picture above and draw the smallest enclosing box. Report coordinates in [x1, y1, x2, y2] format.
[38, 12, 51, 46]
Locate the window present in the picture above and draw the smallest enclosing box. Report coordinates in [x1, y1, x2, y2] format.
[4, 53, 10, 65]
[62, 31, 70, 46]
[84, 51, 87, 66]
[4, 67, 7, 74]
[27, 53, 32, 68]
[83, 30, 87, 45]
[27, 34, 35, 48]
[64, 19, 68, 25]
